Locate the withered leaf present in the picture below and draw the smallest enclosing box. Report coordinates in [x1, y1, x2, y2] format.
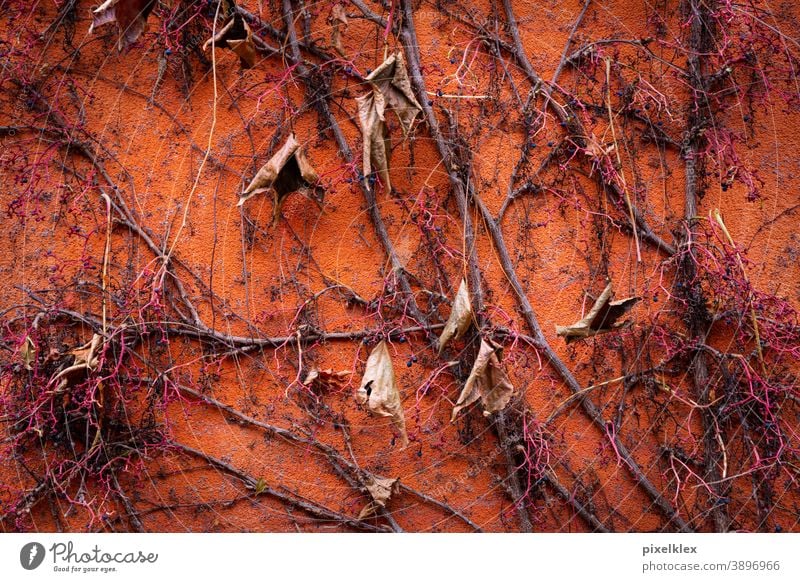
[202, 14, 258, 69]
[356, 340, 409, 446]
[302, 367, 351, 391]
[89, 0, 155, 52]
[555, 282, 640, 343]
[328, 4, 349, 56]
[356, 52, 422, 191]
[366, 52, 422, 135]
[356, 92, 392, 190]
[238, 134, 320, 225]
[357, 475, 399, 520]
[451, 338, 515, 421]
[21, 336, 36, 370]
[584, 132, 615, 161]
[50, 334, 103, 392]
[254, 477, 267, 495]
[438, 279, 473, 355]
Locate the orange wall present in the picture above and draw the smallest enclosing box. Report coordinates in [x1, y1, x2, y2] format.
[1, 0, 799, 532]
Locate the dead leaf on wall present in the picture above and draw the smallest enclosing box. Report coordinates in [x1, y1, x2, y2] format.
[202, 14, 258, 69]
[302, 367, 351, 391]
[584, 132, 615, 162]
[49, 334, 103, 392]
[451, 338, 515, 421]
[254, 477, 267, 495]
[555, 282, 640, 343]
[89, 0, 156, 52]
[367, 52, 422, 135]
[238, 134, 320, 225]
[356, 92, 392, 190]
[438, 279, 473, 355]
[21, 336, 36, 370]
[356, 52, 422, 191]
[356, 340, 409, 446]
[357, 475, 399, 519]
[328, 4, 348, 56]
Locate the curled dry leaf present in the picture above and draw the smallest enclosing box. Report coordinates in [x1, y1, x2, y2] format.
[238, 134, 320, 225]
[356, 340, 409, 446]
[356, 92, 392, 190]
[366, 53, 423, 135]
[50, 334, 103, 392]
[89, 0, 155, 52]
[451, 338, 515, 422]
[203, 14, 258, 69]
[555, 282, 640, 344]
[302, 367, 351, 391]
[356, 52, 422, 191]
[357, 475, 399, 520]
[328, 3, 349, 56]
[21, 336, 36, 370]
[584, 132, 615, 161]
[438, 279, 473, 355]
[254, 477, 267, 495]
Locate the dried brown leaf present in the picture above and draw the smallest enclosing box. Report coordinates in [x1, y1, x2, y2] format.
[203, 14, 258, 69]
[355, 92, 392, 190]
[50, 334, 103, 392]
[356, 52, 421, 191]
[329, 4, 349, 56]
[254, 477, 267, 495]
[451, 338, 515, 421]
[438, 279, 473, 355]
[238, 134, 320, 225]
[357, 503, 378, 520]
[584, 132, 615, 161]
[302, 367, 351, 391]
[21, 336, 36, 370]
[356, 341, 408, 446]
[357, 475, 399, 520]
[89, 0, 155, 52]
[555, 282, 640, 343]
[366, 53, 422, 135]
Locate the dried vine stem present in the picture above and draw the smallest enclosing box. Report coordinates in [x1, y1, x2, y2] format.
[110, 470, 145, 532]
[679, 0, 730, 533]
[180, 390, 401, 533]
[237, 5, 337, 66]
[472, 131, 690, 531]
[22, 298, 441, 353]
[542, 470, 609, 532]
[550, 0, 593, 88]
